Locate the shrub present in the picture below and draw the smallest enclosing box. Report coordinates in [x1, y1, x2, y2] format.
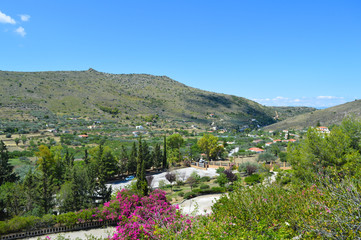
[223, 170, 238, 183]
[158, 180, 167, 189]
[216, 173, 228, 187]
[190, 171, 201, 182]
[210, 187, 226, 193]
[176, 180, 185, 186]
[200, 176, 211, 182]
[216, 167, 225, 174]
[238, 161, 259, 175]
[178, 191, 185, 197]
[184, 191, 199, 199]
[200, 184, 210, 190]
[244, 174, 261, 185]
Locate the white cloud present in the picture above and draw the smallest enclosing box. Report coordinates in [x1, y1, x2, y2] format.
[20, 14, 30, 22]
[253, 96, 349, 108]
[15, 26, 26, 37]
[0, 10, 16, 24]
[317, 96, 344, 100]
[274, 96, 288, 100]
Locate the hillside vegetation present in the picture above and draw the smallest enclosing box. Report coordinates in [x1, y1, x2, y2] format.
[0, 69, 314, 129]
[264, 99, 361, 130]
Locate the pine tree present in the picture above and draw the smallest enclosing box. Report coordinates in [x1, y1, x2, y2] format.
[128, 142, 137, 175]
[22, 169, 37, 213]
[35, 145, 56, 214]
[0, 140, 17, 185]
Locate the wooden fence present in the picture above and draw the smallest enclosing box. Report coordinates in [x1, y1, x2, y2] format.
[191, 161, 292, 170]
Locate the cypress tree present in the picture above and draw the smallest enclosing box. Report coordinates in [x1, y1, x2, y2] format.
[128, 142, 137, 175]
[162, 135, 168, 169]
[136, 136, 148, 196]
[153, 144, 162, 171]
[142, 140, 152, 169]
[119, 145, 128, 176]
[84, 149, 89, 164]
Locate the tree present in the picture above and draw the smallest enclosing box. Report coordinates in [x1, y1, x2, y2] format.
[142, 140, 152, 170]
[216, 173, 228, 187]
[165, 172, 176, 191]
[167, 133, 184, 164]
[223, 170, 238, 183]
[51, 145, 65, 186]
[83, 149, 89, 164]
[21, 135, 27, 145]
[136, 137, 148, 196]
[270, 143, 281, 157]
[257, 152, 277, 163]
[152, 143, 163, 171]
[198, 134, 223, 160]
[279, 152, 288, 162]
[14, 138, 20, 146]
[35, 145, 56, 214]
[186, 176, 197, 190]
[0, 182, 25, 219]
[146, 175, 154, 190]
[0, 140, 18, 185]
[288, 124, 361, 182]
[162, 135, 168, 169]
[118, 145, 129, 176]
[102, 150, 117, 179]
[22, 169, 37, 213]
[128, 142, 137, 175]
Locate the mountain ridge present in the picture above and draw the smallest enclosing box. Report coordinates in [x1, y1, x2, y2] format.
[0, 69, 315, 129]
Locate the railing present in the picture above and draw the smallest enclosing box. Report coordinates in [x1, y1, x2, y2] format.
[0, 220, 118, 240]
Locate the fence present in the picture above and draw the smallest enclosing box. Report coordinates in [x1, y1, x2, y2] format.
[0, 220, 118, 240]
[191, 161, 292, 170]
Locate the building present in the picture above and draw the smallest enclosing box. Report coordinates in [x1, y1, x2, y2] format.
[248, 147, 265, 153]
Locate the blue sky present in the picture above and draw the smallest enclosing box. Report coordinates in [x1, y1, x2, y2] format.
[1, 1, 360, 108]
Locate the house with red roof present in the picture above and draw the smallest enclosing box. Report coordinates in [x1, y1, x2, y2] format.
[248, 147, 265, 153]
[317, 126, 330, 133]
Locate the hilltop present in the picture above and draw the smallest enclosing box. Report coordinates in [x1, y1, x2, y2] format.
[264, 99, 361, 130]
[0, 69, 314, 129]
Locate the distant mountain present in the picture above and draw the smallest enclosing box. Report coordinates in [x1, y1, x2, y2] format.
[264, 100, 361, 130]
[0, 69, 314, 129]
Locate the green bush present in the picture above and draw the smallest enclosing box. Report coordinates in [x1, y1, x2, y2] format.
[216, 173, 228, 187]
[176, 180, 185, 186]
[200, 176, 211, 182]
[0, 216, 42, 234]
[200, 184, 210, 190]
[244, 174, 261, 185]
[216, 167, 225, 174]
[210, 187, 226, 193]
[178, 191, 184, 197]
[184, 191, 199, 199]
[56, 212, 78, 226]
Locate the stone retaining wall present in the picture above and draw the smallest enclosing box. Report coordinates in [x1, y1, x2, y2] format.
[1, 220, 118, 240]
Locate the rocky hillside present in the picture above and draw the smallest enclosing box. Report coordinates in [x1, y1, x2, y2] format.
[0, 69, 314, 129]
[264, 100, 361, 130]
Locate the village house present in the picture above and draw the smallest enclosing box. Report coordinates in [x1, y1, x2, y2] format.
[248, 147, 265, 153]
[317, 126, 330, 133]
